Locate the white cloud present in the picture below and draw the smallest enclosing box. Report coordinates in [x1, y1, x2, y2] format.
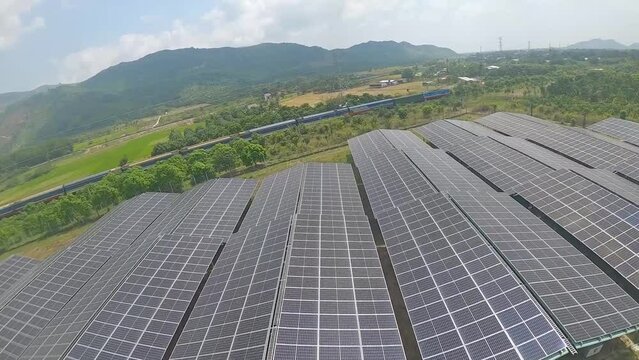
[0, 0, 45, 49]
[59, 0, 639, 83]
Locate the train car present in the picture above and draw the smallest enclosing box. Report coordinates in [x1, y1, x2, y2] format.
[394, 93, 426, 105]
[348, 98, 396, 115]
[423, 88, 450, 101]
[248, 119, 297, 135]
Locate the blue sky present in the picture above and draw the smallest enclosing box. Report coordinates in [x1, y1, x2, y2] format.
[1, 0, 638, 93]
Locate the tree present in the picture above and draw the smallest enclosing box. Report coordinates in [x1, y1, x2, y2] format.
[152, 162, 187, 192]
[401, 68, 415, 81]
[209, 144, 240, 173]
[85, 183, 120, 214]
[119, 155, 129, 168]
[56, 195, 92, 224]
[397, 107, 408, 120]
[189, 161, 214, 182]
[244, 144, 267, 166]
[120, 167, 155, 198]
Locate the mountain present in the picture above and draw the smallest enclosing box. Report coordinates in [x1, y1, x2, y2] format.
[0, 41, 455, 149]
[566, 39, 629, 50]
[629, 43, 639, 50]
[0, 85, 58, 112]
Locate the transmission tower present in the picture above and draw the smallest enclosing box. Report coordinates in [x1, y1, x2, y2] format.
[498, 37, 503, 52]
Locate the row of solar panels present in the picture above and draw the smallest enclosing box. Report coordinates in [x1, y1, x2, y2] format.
[348, 120, 639, 360]
[0, 163, 405, 360]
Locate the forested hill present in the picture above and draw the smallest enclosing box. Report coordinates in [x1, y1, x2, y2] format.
[0, 41, 456, 149]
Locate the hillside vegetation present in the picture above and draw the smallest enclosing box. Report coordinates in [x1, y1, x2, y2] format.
[0, 41, 455, 150]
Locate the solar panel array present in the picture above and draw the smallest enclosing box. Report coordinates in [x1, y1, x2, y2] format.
[0, 247, 111, 360]
[415, 120, 476, 150]
[0, 256, 39, 295]
[589, 118, 639, 147]
[170, 217, 292, 360]
[67, 234, 225, 360]
[242, 165, 304, 228]
[379, 129, 430, 150]
[490, 135, 584, 171]
[478, 113, 638, 173]
[172, 178, 256, 238]
[273, 163, 405, 360]
[377, 193, 569, 360]
[450, 191, 639, 345]
[403, 148, 495, 193]
[571, 168, 639, 206]
[444, 137, 554, 192]
[447, 120, 501, 137]
[514, 169, 639, 290]
[20, 185, 218, 360]
[615, 156, 639, 182]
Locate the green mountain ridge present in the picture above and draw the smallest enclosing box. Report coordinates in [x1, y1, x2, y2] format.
[0, 41, 456, 150]
[566, 38, 634, 50]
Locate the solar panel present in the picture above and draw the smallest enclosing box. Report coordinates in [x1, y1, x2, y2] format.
[350, 148, 437, 216]
[20, 180, 255, 360]
[589, 117, 639, 147]
[78, 192, 175, 252]
[0, 195, 155, 310]
[447, 120, 501, 137]
[490, 135, 584, 171]
[514, 169, 639, 290]
[0, 247, 111, 360]
[376, 193, 569, 360]
[170, 216, 292, 360]
[0, 256, 39, 295]
[415, 120, 477, 150]
[478, 113, 637, 170]
[67, 234, 224, 360]
[242, 165, 304, 228]
[445, 137, 554, 192]
[403, 148, 495, 193]
[172, 178, 257, 237]
[571, 168, 639, 206]
[450, 191, 639, 346]
[298, 163, 365, 216]
[570, 127, 639, 155]
[347, 131, 394, 164]
[273, 212, 405, 360]
[379, 129, 430, 150]
[615, 156, 639, 182]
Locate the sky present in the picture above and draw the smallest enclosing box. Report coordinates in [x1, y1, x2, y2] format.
[1, 0, 639, 93]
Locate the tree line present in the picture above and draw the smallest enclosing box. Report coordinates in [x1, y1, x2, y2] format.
[151, 94, 386, 156]
[0, 139, 265, 254]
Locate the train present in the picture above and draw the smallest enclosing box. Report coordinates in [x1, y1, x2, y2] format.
[0, 88, 450, 218]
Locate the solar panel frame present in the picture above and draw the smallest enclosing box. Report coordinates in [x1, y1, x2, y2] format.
[298, 163, 365, 216]
[376, 193, 569, 360]
[514, 169, 639, 290]
[66, 234, 224, 360]
[449, 191, 639, 346]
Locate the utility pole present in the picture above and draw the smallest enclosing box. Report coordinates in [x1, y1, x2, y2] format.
[498, 37, 503, 52]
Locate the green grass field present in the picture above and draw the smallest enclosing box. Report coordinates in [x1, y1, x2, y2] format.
[0, 128, 175, 205]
